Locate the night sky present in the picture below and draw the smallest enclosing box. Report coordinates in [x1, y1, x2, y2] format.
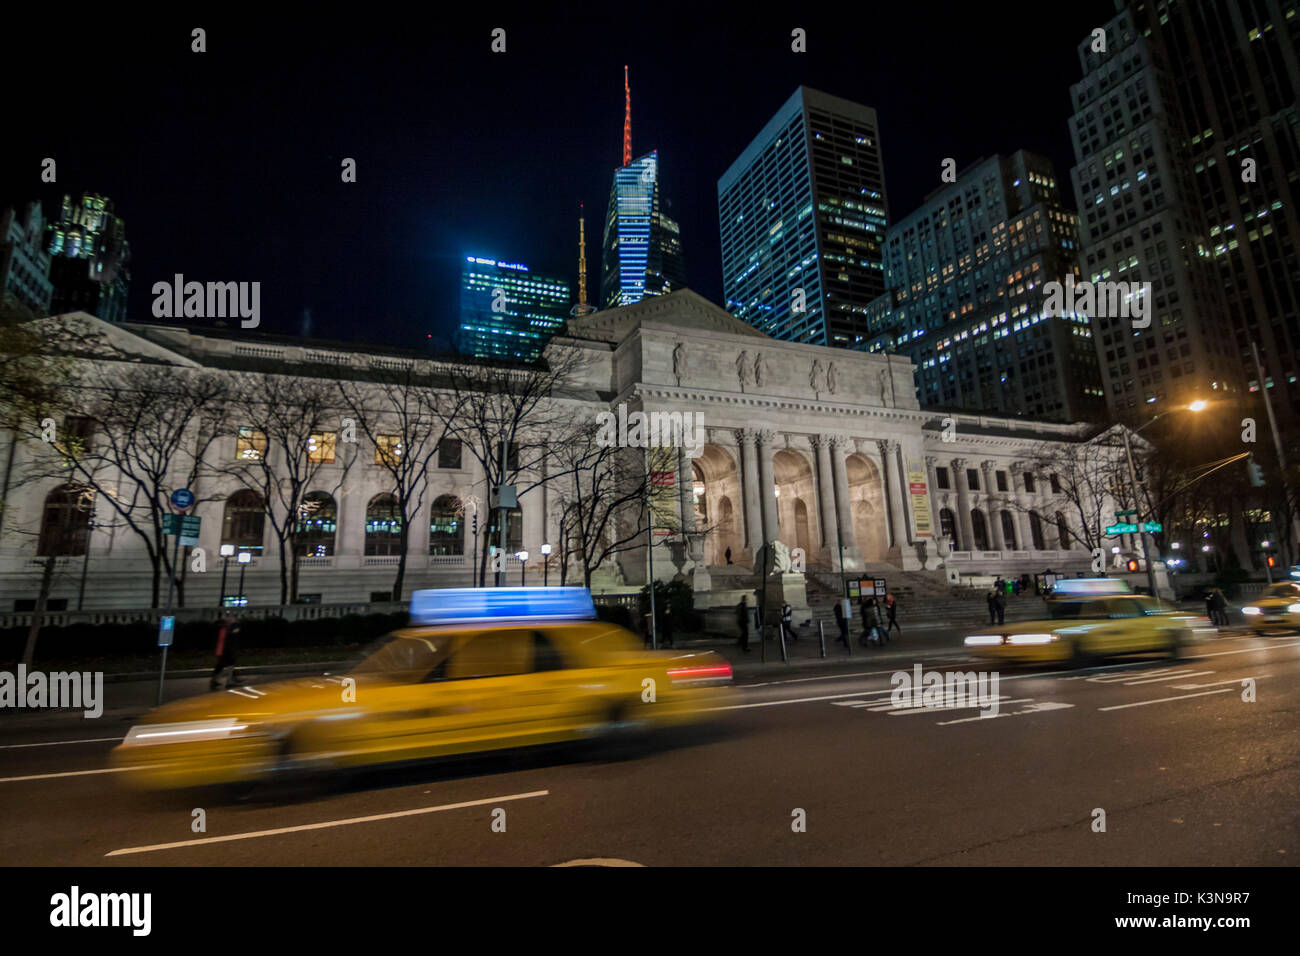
[3, 4, 1115, 352]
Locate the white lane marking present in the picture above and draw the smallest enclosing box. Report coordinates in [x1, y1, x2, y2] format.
[1098, 688, 1235, 712]
[937, 701, 1075, 725]
[552, 858, 645, 867]
[1120, 670, 1217, 685]
[706, 689, 894, 711]
[1169, 676, 1265, 690]
[0, 736, 122, 750]
[105, 789, 550, 857]
[0, 766, 141, 784]
[850, 696, 1030, 715]
[743, 658, 976, 688]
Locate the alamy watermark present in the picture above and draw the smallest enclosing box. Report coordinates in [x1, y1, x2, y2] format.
[1043, 273, 1151, 329]
[1, 665, 103, 718]
[151, 273, 260, 328]
[595, 403, 705, 457]
[891, 663, 1001, 717]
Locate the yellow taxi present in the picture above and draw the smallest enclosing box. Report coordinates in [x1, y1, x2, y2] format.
[112, 588, 736, 791]
[1241, 581, 1300, 634]
[963, 578, 1215, 665]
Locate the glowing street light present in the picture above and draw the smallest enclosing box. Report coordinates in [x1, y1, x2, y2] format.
[218, 544, 235, 607]
[516, 550, 529, 586]
[540, 543, 552, 587]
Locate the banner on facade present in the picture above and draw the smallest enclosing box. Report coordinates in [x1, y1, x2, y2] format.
[907, 459, 933, 537]
[650, 470, 677, 536]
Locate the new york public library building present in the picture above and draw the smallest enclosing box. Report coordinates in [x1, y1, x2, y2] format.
[0, 289, 1128, 626]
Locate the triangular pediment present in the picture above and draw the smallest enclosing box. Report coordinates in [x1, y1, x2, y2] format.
[562, 288, 771, 344]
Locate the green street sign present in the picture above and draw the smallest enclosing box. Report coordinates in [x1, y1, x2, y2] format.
[1143, 521, 1162, 533]
[1114, 509, 1137, 517]
[162, 513, 179, 535]
[1105, 523, 1138, 535]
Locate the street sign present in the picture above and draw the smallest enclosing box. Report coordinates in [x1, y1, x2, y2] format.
[171, 488, 195, 509]
[874, 578, 887, 597]
[157, 615, 175, 647]
[1105, 523, 1138, 535]
[1113, 509, 1136, 517]
[1143, 521, 1162, 533]
[180, 515, 202, 547]
[162, 513, 179, 535]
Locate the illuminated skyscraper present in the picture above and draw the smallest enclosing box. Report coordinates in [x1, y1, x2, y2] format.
[457, 256, 570, 361]
[0, 202, 53, 315]
[599, 68, 686, 309]
[718, 87, 889, 346]
[44, 192, 130, 322]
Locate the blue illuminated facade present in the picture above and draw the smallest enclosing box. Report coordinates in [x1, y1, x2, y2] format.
[718, 87, 889, 346]
[600, 151, 685, 309]
[457, 256, 570, 361]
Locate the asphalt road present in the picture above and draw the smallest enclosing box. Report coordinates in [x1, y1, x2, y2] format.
[2, 631, 1297, 867]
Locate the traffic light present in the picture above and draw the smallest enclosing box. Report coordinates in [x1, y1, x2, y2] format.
[1126, 558, 1139, 573]
[1247, 454, 1265, 487]
[1267, 555, 1277, 568]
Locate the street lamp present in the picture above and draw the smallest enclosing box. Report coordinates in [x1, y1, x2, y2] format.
[540, 543, 551, 587]
[218, 544, 235, 607]
[1120, 400, 1207, 597]
[516, 550, 528, 586]
[236, 551, 252, 607]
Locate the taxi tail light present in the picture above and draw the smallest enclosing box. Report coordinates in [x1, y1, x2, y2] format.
[666, 663, 733, 684]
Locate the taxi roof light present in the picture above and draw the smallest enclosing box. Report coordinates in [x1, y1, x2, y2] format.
[409, 587, 597, 626]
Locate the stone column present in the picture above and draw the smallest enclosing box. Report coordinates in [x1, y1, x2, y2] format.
[925, 455, 943, 541]
[814, 435, 839, 563]
[830, 435, 857, 550]
[677, 444, 696, 536]
[738, 429, 762, 558]
[757, 429, 779, 545]
[982, 460, 1004, 551]
[952, 457, 974, 551]
[879, 440, 909, 551]
[1010, 461, 1032, 552]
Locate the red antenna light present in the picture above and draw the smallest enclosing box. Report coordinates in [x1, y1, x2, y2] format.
[622, 65, 632, 166]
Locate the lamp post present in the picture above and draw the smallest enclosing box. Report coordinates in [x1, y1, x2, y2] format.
[236, 551, 251, 606]
[77, 511, 95, 611]
[1251, 342, 1300, 557]
[218, 544, 234, 607]
[1262, 540, 1274, 584]
[540, 543, 551, 587]
[516, 551, 528, 586]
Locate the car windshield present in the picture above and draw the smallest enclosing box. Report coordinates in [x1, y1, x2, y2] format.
[1048, 597, 1167, 619]
[1262, 583, 1300, 599]
[350, 631, 450, 680]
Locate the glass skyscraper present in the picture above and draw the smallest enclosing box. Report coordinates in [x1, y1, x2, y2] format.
[457, 256, 570, 362]
[600, 150, 686, 309]
[717, 87, 889, 346]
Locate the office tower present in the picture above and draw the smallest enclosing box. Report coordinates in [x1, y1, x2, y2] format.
[1069, 0, 1299, 419]
[600, 68, 686, 309]
[718, 86, 889, 346]
[865, 152, 1106, 422]
[0, 202, 53, 315]
[457, 255, 570, 361]
[44, 192, 130, 322]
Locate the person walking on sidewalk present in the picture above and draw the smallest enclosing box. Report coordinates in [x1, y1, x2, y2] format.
[736, 596, 751, 652]
[1210, 587, 1229, 626]
[780, 601, 798, 642]
[210, 614, 244, 690]
[833, 600, 849, 647]
[885, 592, 901, 637]
[987, 587, 999, 624]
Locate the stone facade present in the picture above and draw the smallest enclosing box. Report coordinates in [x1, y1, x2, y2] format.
[0, 292, 1124, 611]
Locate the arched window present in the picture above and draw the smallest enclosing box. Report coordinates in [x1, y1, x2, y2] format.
[38, 484, 92, 556]
[296, 492, 336, 556]
[939, 508, 959, 550]
[971, 510, 990, 551]
[1000, 510, 1018, 550]
[487, 506, 523, 553]
[429, 495, 464, 555]
[222, 490, 265, 553]
[366, 494, 403, 556]
[1055, 511, 1071, 550]
[1029, 511, 1046, 551]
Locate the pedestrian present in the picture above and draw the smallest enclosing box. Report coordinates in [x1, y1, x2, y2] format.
[780, 601, 798, 643]
[861, 596, 884, 646]
[1204, 588, 1216, 624]
[660, 602, 674, 648]
[833, 599, 849, 646]
[724, 547, 733, 565]
[995, 588, 1006, 625]
[987, 587, 999, 624]
[210, 613, 243, 690]
[885, 592, 901, 636]
[736, 596, 750, 652]
[1211, 587, 1228, 626]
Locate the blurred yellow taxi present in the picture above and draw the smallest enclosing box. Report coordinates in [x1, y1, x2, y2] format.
[1241, 581, 1300, 634]
[963, 578, 1215, 665]
[112, 588, 735, 791]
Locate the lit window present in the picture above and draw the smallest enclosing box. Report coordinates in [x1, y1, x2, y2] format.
[236, 427, 267, 461]
[308, 432, 337, 464]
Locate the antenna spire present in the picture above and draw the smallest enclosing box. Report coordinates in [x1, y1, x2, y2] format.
[571, 203, 594, 317]
[622, 65, 632, 166]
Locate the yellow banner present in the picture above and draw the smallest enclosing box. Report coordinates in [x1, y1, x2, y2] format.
[907, 459, 932, 537]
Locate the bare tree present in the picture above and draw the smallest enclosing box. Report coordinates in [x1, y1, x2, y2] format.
[1013, 430, 1130, 555]
[334, 361, 459, 601]
[220, 371, 355, 604]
